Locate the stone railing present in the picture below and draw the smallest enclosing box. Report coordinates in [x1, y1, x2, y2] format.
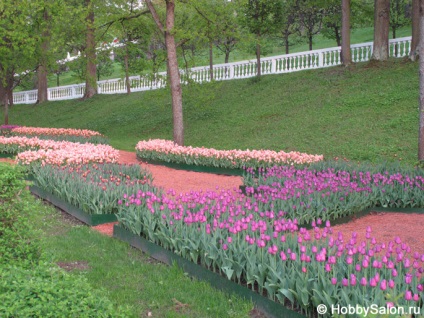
[13, 36, 411, 104]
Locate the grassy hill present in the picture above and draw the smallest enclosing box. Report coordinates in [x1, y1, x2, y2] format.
[4, 58, 419, 164]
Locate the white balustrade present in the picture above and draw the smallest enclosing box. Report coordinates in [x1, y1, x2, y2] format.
[12, 36, 412, 104]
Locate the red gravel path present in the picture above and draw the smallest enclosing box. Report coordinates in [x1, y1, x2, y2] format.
[93, 151, 424, 256]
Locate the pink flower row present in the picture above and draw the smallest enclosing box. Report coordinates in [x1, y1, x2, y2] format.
[136, 139, 324, 165]
[16, 143, 119, 166]
[0, 136, 118, 165]
[11, 126, 103, 137]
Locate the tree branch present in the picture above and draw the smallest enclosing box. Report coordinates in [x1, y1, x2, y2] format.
[145, 0, 165, 33]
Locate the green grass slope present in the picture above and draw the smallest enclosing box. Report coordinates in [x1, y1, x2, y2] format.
[5, 59, 419, 164]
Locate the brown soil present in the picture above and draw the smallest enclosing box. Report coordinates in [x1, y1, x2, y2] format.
[98, 151, 424, 256]
[57, 261, 90, 271]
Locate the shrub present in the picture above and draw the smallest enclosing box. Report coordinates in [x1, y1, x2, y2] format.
[0, 263, 131, 317]
[0, 164, 40, 265]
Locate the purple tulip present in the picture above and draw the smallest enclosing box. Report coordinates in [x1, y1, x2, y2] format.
[342, 278, 349, 287]
[380, 280, 387, 291]
[360, 277, 367, 286]
[331, 277, 337, 285]
[405, 290, 412, 301]
[369, 278, 377, 287]
[413, 294, 420, 302]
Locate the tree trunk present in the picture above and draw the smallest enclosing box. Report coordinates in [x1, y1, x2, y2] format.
[341, 0, 352, 66]
[256, 35, 261, 77]
[209, 40, 214, 81]
[83, 0, 97, 99]
[225, 50, 230, 64]
[37, 8, 50, 104]
[410, 0, 420, 61]
[165, 1, 184, 145]
[371, 0, 390, 61]
[284, 34, 290, 54]
[146, 0, 184, 145]
[0, 75, 12, 125]
[56, 74, 60, 87]
[124, 44, 131, 94]
[418, 1, 424, 160]
[309, 34, 313, 51]
[334, 26, 341, 47]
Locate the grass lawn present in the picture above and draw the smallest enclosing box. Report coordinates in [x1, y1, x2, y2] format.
[23, 182, 254, 317]
[5, 58, 419, 165]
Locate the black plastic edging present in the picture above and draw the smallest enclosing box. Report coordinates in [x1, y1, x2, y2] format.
[138, 157, 245, 176]
[0, 152, 15, 159]
[29, 185, 117, 226]
[113, 224, 307, 318]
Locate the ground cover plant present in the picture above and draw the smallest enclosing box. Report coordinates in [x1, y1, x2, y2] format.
[31, 162, 157, 215]
[0, 125, 109, 144]
[136, 139, 323, 169]
[4, 60, 418, 164]
[116, 186, 424, 317]
[0, 163, 130, 317]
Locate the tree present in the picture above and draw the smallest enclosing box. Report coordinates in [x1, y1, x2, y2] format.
[241, 0, 281, 77]
[410, 0, 420, 61]
[419, 0, 424, 160]
[371, 0, 390, 61]
[146, 0, 184, 145]
[390, 0, 411, 39]
[296, 0, 324, 51]
[276, 0, 301, 54]
[36, 6, 51, 104]
[0, 0, 40, 124]
[341, 0, 352, 65]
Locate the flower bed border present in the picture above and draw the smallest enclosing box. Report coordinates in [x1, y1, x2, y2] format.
[29, 185, 117, 226]
[113, 224, 307, 318]
[138, 157, 245, 176]
[0, 152, 15, 159]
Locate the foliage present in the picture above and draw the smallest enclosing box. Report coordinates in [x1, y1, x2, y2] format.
[0, 164, 40, 266]
[31, 163, 157, 215]
[0, 263, 131, 317]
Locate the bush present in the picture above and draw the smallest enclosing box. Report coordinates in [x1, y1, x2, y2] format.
[0, 164, 40, 265]
[0, 263, 131, 317]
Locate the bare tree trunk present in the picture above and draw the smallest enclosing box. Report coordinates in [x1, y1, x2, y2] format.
[411, 0, 420, 61]
[334, 27, 341, 47]
[225, 49, 230, 64]
[146, 0, 184, 145]
[83, 0, 97, 99]
[309, 35, 313, 51]
[418, 1, 424, 160]
[124, 44, 131, 94]
[256, 35, 261, 77]
[371, 0, 390, 61]
[285, 36, 289, 54]
[0, 78, 10, 125]
[37, 8, 50, 104]
[341, 0, 352, 66]
[209, 40, 214, 81]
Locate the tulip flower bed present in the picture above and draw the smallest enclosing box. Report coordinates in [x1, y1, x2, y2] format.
[115, 187, 424, 317]
[241, 163, 424, 224]
[0, 125, 108, 144]
[135, 139, 324, 171]
[31, 163, 157, 216]
[0, 136, 118, 166]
